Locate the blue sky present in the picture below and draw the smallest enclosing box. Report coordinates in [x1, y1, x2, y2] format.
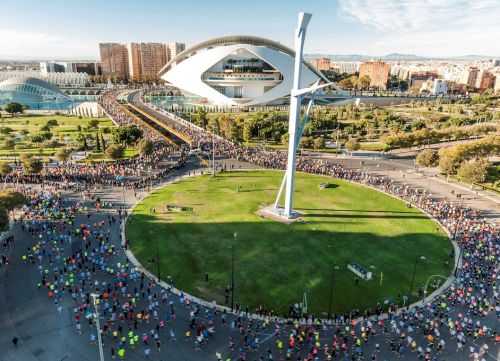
[1, 0, 499, 59]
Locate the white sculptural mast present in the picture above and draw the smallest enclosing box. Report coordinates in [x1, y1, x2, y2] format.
[283, 12, 312, 218]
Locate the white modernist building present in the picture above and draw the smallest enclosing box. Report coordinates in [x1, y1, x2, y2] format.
[158, 36, 327, 106]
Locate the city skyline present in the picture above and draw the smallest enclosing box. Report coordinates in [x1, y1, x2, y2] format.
[1, 0, 499, 60]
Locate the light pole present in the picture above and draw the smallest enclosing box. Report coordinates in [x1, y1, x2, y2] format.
[90, 293, 105, 361]
[212, 135, 216, 176]
[327, 264, 340, 319]
[409, 255, 426, 298]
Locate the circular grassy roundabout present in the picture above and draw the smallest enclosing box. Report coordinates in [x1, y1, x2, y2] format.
[127, 170, 453, 316]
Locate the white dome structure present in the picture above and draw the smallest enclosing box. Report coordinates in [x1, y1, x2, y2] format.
[159, 35, 327, 106]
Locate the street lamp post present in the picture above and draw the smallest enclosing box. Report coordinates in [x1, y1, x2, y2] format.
[409, 255, 426, 298]
[212, 135, 216, 176]
[327, 265, 338, 320]
[90, 293, 105, 361]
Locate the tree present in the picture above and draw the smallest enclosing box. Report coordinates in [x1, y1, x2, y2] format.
[281, 133, 289, 145]
[345, 138, 360, 151]
[95, 133, 101, 152]
[207, 117, 220, 135]
[55, 148, 71, 162]
[359, 75, 371, 90]
[46, 119, 59, 127]
[313, 136, 325, 150]
[22, 157, 43, 174]
[300, 136, 313, 149]
[138, 139, 154, 155]
[89, 119, 100, 129]
[112, 125, 143, 145]
[416, 149, 439, 167]
[41, 132, 53, 141]
[192, 108, 208, 128]
[76, 133, 88, 150]
[100, 133, 106, 151]
[0, 190, 27, 210]
[0, 127, 13, 135]
[4, 102, 23, 116]
[457, 158, 489, 183]
[0, 161, 12, 176]
[339, 77, 354, 90]
[105, 144, 125, 159]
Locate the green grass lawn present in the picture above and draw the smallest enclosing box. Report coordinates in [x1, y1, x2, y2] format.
[127, 170, 453, 316]
[0, 114, 116, 160]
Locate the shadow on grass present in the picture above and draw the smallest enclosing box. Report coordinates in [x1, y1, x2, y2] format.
[238, 188, 278, 193]
[303, 213, 427, 220]
[126, 214, 452, 316]
[297, 208, 420, 214]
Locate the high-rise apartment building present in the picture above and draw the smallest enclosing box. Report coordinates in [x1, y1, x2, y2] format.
[478, 71, 496, 91]
[127, 43, 168, 81]
[127, 43, 142, 81]
[460, 67, 479, 88]
[100, 41, 185, 81]
[310, 57, 331, 71]
[99, 43, 129, 80]
[359, 61, 390, 89]
[166, 42, 186, 63]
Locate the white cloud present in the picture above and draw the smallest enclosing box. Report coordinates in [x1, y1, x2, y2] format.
[0, 29, 96, 59]
[338, 0, 500, 55]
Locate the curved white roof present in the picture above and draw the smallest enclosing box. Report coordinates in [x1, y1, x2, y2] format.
[160, 36, 325, 106]
[0, 76, 69, 98]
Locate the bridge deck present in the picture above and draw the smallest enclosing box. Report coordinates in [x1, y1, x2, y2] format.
[126, 103, 189, 146]
[126, 101, 192, 146]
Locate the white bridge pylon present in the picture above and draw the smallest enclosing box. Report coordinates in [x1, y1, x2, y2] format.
[274, 12, 334, 218]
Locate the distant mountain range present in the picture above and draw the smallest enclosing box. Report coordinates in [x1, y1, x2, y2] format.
[304, 53, 500, 62]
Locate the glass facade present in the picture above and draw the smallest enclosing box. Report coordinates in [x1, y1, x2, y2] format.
[0, 77, 74, 110]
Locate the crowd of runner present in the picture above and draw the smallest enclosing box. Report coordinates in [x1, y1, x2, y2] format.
[2, 91, 498, 361]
